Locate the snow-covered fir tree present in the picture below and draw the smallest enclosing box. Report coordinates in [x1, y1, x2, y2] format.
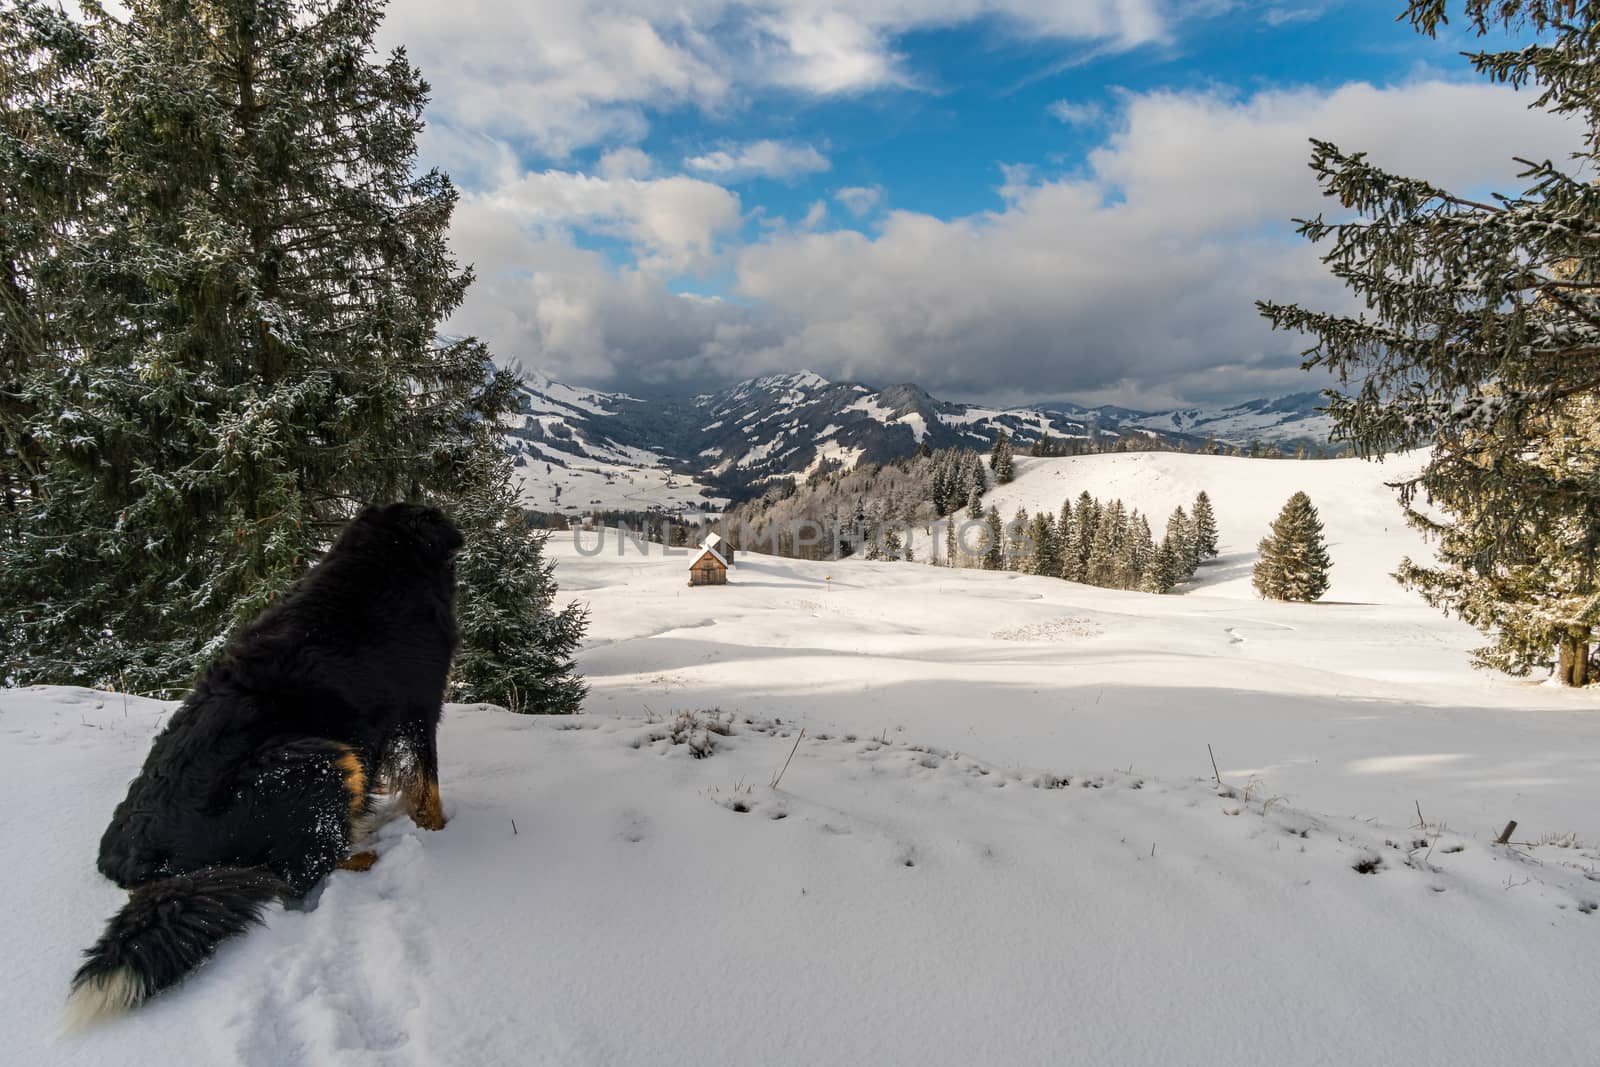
[1072, 492, 1099, 578]
[993, 435, 1015, 485]
[983, 507, 1005, 571]
[1191, 491, 1220, 560]
[1026, 512, 1059, 577]
[1395, 395, 1600, 683]
[0, 0, 584, 708]
[1008, 507, 1031, 569]
[1126, 513, 1155, 588]
[1056, 500, 1080, 581]
[1252, 492, 1331, 603]
[989, 429, 1008, 471]
[1086, 500, 1124, 587]
[1164, 507, 1197, 583]
[967, 484, 985, 520]
[1140, 537, 1179, 594]
[1257, 0, 1600, 682]
[451, 456, 588, 713]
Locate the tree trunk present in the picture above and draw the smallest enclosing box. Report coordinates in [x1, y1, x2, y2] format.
[1557, 629, 1591, 687]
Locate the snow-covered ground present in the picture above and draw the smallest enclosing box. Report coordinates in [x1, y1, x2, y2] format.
[510, 451, 721, 517]
[9, 452, 1600, 1065]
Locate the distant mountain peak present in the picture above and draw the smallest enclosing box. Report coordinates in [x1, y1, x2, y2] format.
[737, 370, 832, 392]
[502, 368, 1339, 514]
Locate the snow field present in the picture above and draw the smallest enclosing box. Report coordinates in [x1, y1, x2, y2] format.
[10, 450, 1600, 1065]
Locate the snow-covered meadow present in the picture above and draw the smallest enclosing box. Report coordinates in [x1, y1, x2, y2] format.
[8, 451, 1600, 1065]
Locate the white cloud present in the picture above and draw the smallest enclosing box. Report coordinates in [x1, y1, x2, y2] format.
[686, 140, 832, 181]
[447, 198, 774, 389]
[1048, 99, 1105, 126]
[752, 10, 908, 94]
[381, 3, 728, 159]
[383, 0, 1173, 161]
[445, 78, 1583, 404]
[833, 185, 883, 217]
[725, 79, 1583, 403]
[802, 200, 829, 228]
[1262, 6, 1325, 27]
[598, 146, 654, 180]
[474, 170, 742, 273]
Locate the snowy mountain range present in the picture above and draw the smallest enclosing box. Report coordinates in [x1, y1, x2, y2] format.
[500, 369, 1337, 514]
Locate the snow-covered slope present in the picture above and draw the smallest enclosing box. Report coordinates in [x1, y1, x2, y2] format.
[977, 450, 1428, 603]
[12, 453, 1599, 1065]
[11, 523, 1600, 1065]
[501, 373, 727, 515]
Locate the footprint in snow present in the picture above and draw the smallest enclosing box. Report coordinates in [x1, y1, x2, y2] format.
[234, 835, 434, 1066]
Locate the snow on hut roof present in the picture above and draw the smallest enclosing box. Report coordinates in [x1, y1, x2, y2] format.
[692, 535, 728, 567]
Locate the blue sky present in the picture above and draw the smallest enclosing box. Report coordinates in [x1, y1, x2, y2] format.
[590, 2, 1428, 237]
[379, 0, 1577, 406]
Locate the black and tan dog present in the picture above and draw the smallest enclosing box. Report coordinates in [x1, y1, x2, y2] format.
[67, 503, 464, 1025]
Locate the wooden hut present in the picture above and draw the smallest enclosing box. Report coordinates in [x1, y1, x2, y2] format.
[688, 533, 729, 587]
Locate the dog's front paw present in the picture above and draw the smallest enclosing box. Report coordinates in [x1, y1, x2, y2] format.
[410, 781, 447, 831]
[411, 808, 447, 831]
[338, 850, 379, 872]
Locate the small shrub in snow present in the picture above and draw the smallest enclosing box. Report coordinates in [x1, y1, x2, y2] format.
[668, 709, 733, 758]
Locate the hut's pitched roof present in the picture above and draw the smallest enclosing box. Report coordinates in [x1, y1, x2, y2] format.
[691, 535, 727, 568]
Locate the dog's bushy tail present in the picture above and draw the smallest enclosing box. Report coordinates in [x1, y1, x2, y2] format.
[65, 867, 286, 1028]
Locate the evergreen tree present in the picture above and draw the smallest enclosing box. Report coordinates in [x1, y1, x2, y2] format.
[945, 517, 958, 567]
[451, 457, 587, 713]
[1180, 507, 1203, 577]
[994, 435, 1015, 484]
[0, 0, 584, 708]
[1056, 500, 1080, 581]
[1026, 512, 1059, 577]
[1165, 507, 1196, 582]
[1, 3, 96, 521]
[1008, 506, 1031, 568]
[1397, 396, 1600, 682]
[1125, 512, 1155, 589]
[930, 457, 950, 517]
[1191, 491, 1220, 560]
[967, 483, 985, 520]
[989, 429, 1008, 471]
[1257, 0, 1600, 682]
[1072, 491, 1099, 574]
[1140, 537, 1179, 594]
[1111, 526, 1139, 590]
[1086, 500, 1125, 587]
[1252, 492, 1332, 602]
[983, 507, 1004, 570]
